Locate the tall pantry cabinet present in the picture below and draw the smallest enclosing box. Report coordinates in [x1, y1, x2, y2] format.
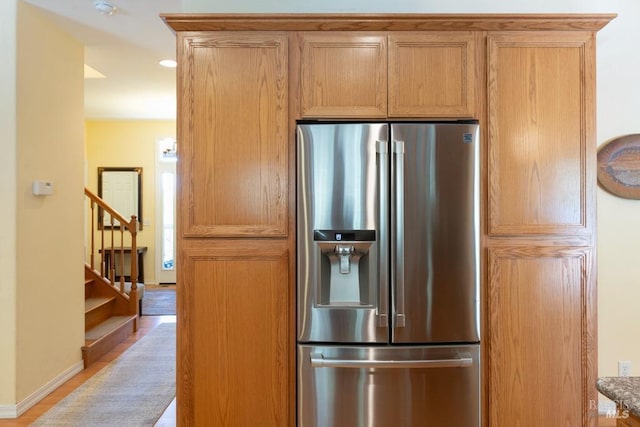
[172, 32, 292, 425]
[162, 14, 614, 426]
[486, 31, 598, 426]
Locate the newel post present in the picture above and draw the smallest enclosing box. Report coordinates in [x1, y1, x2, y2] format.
[129, 215, 139, 322]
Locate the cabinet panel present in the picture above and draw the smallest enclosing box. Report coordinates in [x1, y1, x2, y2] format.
[178, 241, 292, 426]
[618, 413, 640, 427]
[179, 33, 288, 237]
[388, 33, 477, 117]
[487, 246, 595, 427]
[487, 32, 595, 235]
[300, 33, 387, 118]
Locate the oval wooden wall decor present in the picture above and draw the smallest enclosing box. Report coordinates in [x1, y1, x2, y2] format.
[597, 134, 640, 199]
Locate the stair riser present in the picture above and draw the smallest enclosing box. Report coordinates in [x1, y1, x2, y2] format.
[81, 316, 136, 368]
[85, 279, 95, 299]
[85, 301, 115, 331]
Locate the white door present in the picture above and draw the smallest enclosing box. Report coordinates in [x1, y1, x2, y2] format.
[102, 170, 139, 226]
[156, 138, 177, 284]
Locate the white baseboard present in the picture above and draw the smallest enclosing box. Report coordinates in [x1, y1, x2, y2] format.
[0, 405, 17, 419]
[0, 361, 83, 419]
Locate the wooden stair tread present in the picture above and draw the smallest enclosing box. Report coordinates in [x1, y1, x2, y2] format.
[85, 296, 115, 313]
[84, 315, 136, 342]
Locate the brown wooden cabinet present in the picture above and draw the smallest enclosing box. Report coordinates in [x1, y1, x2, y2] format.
[173, 31, 294, 426]
[486, 31, 598, 426]
[388, 32, 478, 117]
[619, 413, 640, 427]
[487, 246, 594, 425]
[487, 32, 595, 236]
[178, 32, 288, 238]
[163, 14, 614, 427]
[299, 32, 478, 119]
[299, 33, 388, 118]
[179, 240, 291, 425]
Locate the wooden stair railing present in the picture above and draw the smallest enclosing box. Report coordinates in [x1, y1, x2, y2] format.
[84, 188, 139, 322]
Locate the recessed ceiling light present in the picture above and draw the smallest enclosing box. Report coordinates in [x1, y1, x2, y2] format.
[94, 1, 117, 16]
[159, 59, 177, 68]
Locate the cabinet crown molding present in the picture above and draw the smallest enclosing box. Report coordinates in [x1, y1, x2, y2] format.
[162, 13, 615, 33]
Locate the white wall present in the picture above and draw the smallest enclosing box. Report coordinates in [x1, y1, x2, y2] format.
[595, 0, 640, 386]
[182, 0, 640, 409]
[183, 0, 613, 13]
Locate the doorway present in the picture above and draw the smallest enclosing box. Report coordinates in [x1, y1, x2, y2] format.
[155, 137, 176, 285]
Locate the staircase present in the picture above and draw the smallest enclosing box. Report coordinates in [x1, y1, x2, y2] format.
[83, 188, 141, 368]
[82, 272, 137, 367]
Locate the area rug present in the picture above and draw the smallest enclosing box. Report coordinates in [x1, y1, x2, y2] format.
[32, 322, 176, 427]
[142, 287, 176, 316]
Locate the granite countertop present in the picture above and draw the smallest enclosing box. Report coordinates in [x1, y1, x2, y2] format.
[597, 377, 640, 418]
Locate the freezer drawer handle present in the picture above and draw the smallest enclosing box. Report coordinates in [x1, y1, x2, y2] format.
[310, 352, 473, 369]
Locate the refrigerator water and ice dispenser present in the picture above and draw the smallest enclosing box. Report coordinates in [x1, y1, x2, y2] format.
[313, 229, 375, 306]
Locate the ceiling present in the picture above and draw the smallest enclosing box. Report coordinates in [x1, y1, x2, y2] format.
[24, 0, 181, 120]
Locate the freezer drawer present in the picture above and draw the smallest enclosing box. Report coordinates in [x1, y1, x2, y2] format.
[298, 344, 480, 427]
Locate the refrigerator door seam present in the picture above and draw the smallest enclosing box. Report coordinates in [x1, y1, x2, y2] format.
[392, 139, 406, 328]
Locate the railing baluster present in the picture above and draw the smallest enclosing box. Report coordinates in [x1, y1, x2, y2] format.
[100, 207, 105, 278]
[90, 200, 96, 270]
[129, 216, 138, 316]
[110, 216, 116, 286]
[119, 225, 125, 293]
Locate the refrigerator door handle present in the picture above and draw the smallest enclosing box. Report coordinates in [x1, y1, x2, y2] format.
[310, 352, 473, 369]
[377, 139, 389, 327]
[392, 140, 406, 328]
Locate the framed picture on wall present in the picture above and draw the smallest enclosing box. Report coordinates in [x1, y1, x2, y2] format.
[97, 166, 143, 230]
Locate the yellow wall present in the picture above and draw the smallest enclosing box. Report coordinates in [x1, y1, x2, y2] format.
[85, 120, 176, 285]
[14, 2, 85, 403]
[0, 0, 18, 407]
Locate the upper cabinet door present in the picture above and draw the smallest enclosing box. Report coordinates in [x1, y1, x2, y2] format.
[487, 32, 595, 236]
[388, 33, 478, 118]
[178, 33, 288, 238]
[300, 33, 387, 118]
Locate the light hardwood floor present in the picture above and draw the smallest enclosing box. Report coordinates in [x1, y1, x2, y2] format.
[0, 316, 615, 426]
[0, 315, 176, 427]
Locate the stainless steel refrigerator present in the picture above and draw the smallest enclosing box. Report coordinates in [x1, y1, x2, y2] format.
[297, 122, 480, 426]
